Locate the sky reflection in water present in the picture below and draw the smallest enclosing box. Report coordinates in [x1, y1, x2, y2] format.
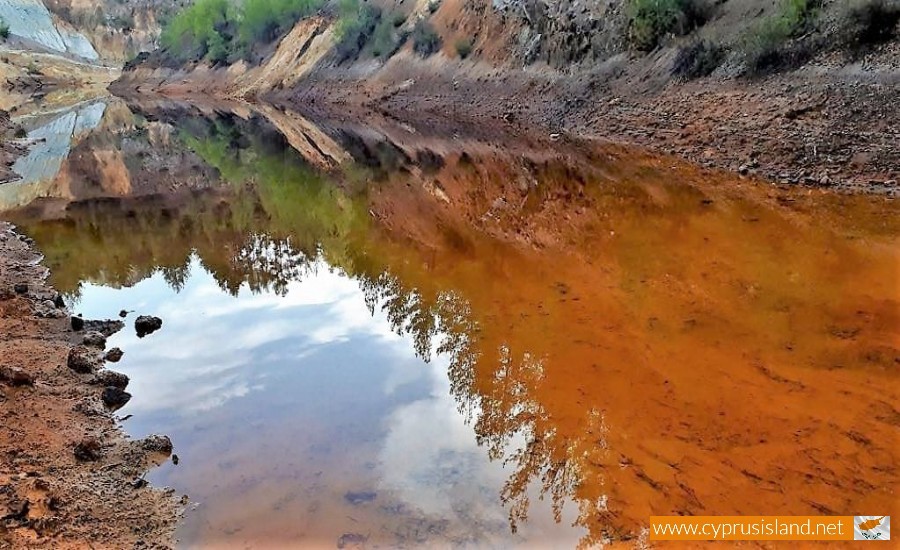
[73, 255, 580, 548]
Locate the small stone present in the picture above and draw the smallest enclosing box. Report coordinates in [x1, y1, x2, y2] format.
[0, 366, 34, 386]
[135, 315, 163, 338]
[73, 438, 102, 461]
[119, 310, 128, 318]
[172, 454, 180, 465]
[101, 387, 131, 410]
[13, 283, 27, 294]
[71, 316, 85, 331]
[92, 370, 129, 390]
[67, 346, 101, 374]
[738, 164, 749, 175]
[141, 434, 173, 455]
[53, 294, 65, 309]
[105, 347, 124, 363]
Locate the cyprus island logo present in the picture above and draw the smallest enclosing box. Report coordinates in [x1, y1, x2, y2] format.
[855, 516, 890, 541]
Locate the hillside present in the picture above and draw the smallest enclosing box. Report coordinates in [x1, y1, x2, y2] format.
[111, 0, 900, 192]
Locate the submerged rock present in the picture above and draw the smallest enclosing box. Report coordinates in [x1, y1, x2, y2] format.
[140, 435, 173, 455]
[101, 387, 131, 410]
[105, 347, 124, 363]
[67, 345, 101, 374]
[82, 331, 107, 349]
[135, 315, 163, 338]
[92, 370, 129, 390]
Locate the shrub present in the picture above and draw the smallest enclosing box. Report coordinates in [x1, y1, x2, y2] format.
[0, 18, 10, 40]
[160, 0, 325, 63]
[160, 0, 233, 61]
[742, 0, 820, 74]
[239, 0, 323, 45]
[627, 0, 707, 51]
[455, 38, 473, 59]
[672, 40, 725, 78]
[392, 12, 407, 28]
[412, 20, 441, 56]
[838, 0, 900, 50]
[372, 18, 397, 58]
[335, 0, 382, 62]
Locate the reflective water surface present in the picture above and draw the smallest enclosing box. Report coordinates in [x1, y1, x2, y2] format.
[2, 98, 898, 548]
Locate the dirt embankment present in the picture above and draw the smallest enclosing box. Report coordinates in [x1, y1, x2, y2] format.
[0, 220, 179, 548]
[113, 49, 900, 195]
[281, 48, 900, 195]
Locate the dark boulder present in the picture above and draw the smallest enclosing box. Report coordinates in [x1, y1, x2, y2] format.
[101, 386, 132, 410]
[104, 347, 124, 363]
[13, 283, 27, 294]
[71, 315, 85, 331]
[92, 370, 129, 390]
[135, 315, 163, 338]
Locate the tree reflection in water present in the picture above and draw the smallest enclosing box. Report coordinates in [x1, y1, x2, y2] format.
[9, 107, 631, 547]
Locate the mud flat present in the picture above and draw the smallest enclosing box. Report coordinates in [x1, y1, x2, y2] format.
[0, 220, 178, 549]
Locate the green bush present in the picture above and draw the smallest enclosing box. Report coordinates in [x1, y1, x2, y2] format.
[372, 18, 396, 58]
[160, 0, 233, 61]
[455, 38, 473, 59]
[743, 0, 820, 74]
[335, 0, 382, 62]
[392, 12, 407, 28]
[240, 0, 323, 45]
[627, 0, 706, 51]
[412, 20, 441, 57]
[0, 18, 10, 40]
[160, 0, 325, 63]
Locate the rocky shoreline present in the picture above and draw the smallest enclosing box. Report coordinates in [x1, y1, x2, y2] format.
[0, 221, 178, 549]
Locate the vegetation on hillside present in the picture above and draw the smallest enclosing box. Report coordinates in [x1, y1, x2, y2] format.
[742, 0, 820, 74]
[0, 18, 10, 41]
[412, 20, 441, 56]
[334, 0, 382, 62]
[160, 0, 325, 63]
[627, 0, 707, 51]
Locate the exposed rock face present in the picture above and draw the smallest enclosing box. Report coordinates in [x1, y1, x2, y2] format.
[0, 0, 99, 60]
[43, 0, 181, 63]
